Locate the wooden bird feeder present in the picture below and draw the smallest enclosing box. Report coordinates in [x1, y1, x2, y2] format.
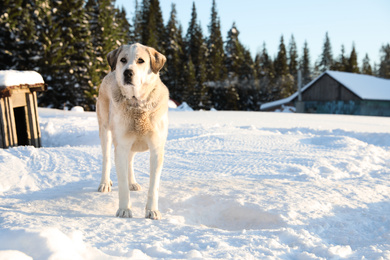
[0, 70, 46, 148]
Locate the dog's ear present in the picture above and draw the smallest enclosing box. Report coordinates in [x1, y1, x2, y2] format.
[107, 46, 123, 71]
[147, 47, 166, 74]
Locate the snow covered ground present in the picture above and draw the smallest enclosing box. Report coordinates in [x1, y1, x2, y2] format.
[0, 108, 389, 259]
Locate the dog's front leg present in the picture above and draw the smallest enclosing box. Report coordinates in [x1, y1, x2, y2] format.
[145, 146, 164, 220]
[115, 143, 133, 218]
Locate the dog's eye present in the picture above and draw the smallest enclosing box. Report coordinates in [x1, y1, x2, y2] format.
[120, 58, 127, 63]
[137, 58, 144, 64]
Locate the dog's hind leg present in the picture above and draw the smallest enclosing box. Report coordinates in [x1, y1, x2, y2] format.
[128, 152, 142, 191]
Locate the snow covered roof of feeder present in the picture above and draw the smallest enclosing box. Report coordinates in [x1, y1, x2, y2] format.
[0, 70, 46, 98]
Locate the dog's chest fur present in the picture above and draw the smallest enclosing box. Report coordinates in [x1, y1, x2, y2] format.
[112, 86, 156, 136]
[126, 108, 153, 135]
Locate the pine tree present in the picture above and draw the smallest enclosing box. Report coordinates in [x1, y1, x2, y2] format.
[0, 0, 44, 70]
[140, 0, 164, 50]
[84, 0, 125, 109]
[185, 2, 209, 109]
[130, 0, 142, 43]
[300, 40, 312, 85]
[225, 22, 246, 79]
[288, 35, 298, 80]
[347, 44, 359, 73]
[163, 3, 184, 102]
[332, 45, 348, 72]
[379, 43, 390, 79]
[39, 0, 93, 109]
[274, 36, 295, 99]
[274, 35, 289, 76]
[361, 53, 373, 75]
[182, 56, 197, 107]
[206, 0, 226, 82]
[255, 43, 276, 101]
[318, 32, 333, 72]
[116, 7, 132, 44]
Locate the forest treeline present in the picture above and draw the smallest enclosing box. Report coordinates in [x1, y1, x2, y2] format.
[1, 0, 390, 110]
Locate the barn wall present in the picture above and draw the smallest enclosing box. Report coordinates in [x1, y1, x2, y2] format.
[300, 100, 390, 116]
[302, 74, 361, 101]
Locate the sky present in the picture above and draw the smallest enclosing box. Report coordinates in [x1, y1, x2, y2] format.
[116, 0, 390, 67]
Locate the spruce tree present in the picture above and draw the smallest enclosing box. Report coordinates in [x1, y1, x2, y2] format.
[140, 0, 164, 50]
[39, 0, 93, 109]
[347, 44, 359, 73]
[274, 35, 289, 76]
[116, 7, 132, 44]
[379, 43, 390, 79]
[361, 54, 373, 75]
[131, 0, 142, 43]
[318, 32, 333, 72]
[0, 0, 43, 70]
[163, 3, 184, 102]
[255, 43, 276, 102]
[182, 56, 197, 107]
[185, 2, 209, 109]
[225, 22, 246, 79]
[84, 0, 124, 109]
[206, 0, 226, 82]
[300, 41, 312, 85]
[332, 45, 348, 72]
[288, 35, 298, 80]
[274, 36, 295, 99]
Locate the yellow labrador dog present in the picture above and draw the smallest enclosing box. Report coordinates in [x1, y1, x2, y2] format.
[96, 43, 168, 220]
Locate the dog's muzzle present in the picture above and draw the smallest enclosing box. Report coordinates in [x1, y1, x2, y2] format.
[123, 69, 133, 85]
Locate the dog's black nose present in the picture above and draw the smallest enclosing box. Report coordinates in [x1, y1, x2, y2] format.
[124, 69, 133, 77]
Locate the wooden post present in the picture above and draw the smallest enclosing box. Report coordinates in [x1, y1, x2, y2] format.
[25, 92, 41, 148]
[0, 97, 18, 148]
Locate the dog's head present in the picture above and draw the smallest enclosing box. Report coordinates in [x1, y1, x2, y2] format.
[107, 43, 166, 101]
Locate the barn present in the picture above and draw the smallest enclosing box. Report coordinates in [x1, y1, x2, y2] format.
[261, 71, 390, 116]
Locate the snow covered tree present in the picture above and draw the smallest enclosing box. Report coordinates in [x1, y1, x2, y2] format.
[300, 41, 312, 85]
[225, 22, 248, 79]
[206, 0, 226, 82]
[347, 44, 359, 73]
[39, 0, 93, 109]
[361, 53, 373, 75]
[318, 32, 333, 72]
[0, 0, 46, 70]
[379, 44, 390, 79]
[225, 23, 240, 79]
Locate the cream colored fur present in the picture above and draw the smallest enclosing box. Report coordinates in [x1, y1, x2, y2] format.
[96, 43, 169, 220]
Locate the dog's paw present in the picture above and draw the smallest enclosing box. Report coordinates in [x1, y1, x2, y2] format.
[97, 180, 113, 192]
[145, 209, 161, 220]
[129, 183, 142, 191]
[116, 208, 133, 218]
